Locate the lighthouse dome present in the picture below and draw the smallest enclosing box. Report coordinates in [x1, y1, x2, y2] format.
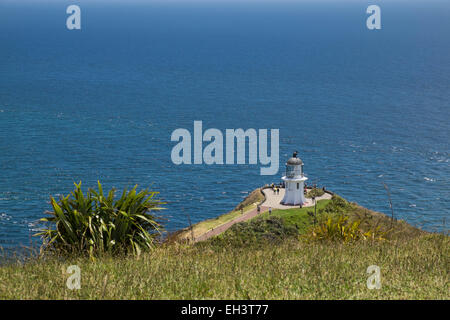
[286, 151, 303, 165]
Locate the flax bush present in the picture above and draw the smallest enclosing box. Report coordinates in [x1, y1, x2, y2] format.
[35, 181, 165, 257]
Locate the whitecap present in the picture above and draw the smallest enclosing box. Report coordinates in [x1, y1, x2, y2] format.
[0, 213, 10, 219]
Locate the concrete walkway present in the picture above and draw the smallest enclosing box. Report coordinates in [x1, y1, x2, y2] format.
[194, 206, 269, 242]
[192, 187, 332, 243]
[261, 187, 332, 209]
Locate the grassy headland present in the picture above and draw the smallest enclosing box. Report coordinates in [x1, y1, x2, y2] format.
[0, 189, 448, 299]
[173, 188, 264, 241]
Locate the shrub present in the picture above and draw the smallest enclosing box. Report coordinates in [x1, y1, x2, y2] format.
[306, 187, 325, 199]
[35, 181, 165, 257]
[305, 215, 386, 243]
[205, 216, 298, 248]
[319, 195, 351, 215]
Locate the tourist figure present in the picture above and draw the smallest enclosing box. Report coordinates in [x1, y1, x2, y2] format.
[257, 205, 261, 214]
[269, 207, 272, 215]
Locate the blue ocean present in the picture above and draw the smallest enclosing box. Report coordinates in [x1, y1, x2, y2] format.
[0, 0, 449, 250]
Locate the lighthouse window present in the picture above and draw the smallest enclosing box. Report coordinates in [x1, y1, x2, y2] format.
[297, 183, 299, 189]
[286, 165, 295, 178]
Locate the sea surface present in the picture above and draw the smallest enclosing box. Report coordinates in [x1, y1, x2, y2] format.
[0, 0, 449, 250]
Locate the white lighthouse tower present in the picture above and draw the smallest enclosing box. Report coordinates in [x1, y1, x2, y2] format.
[281, 151, 308, 205]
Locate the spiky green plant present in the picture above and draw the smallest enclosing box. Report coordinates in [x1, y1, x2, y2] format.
[35, 181, 165, 257]
[305, 215, 386, 243]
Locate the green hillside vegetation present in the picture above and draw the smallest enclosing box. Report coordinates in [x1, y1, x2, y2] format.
[173, 188, 264, 241]
[0, 187, 448, 299]
[305, 187, 325, 198]
[204, 195, 424, 248]
[1, 233, 447, 299]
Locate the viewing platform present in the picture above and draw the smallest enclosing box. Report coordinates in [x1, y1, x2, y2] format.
[262, 187, 332, 209]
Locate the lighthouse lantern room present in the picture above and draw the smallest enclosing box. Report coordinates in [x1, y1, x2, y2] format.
[281, 151, 308, 205]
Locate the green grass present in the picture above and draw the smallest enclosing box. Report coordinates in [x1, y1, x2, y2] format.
[174, 189, 264, 241]
[0, 194, 448, 299]
[201, 200, 331, 247]
[259, 200, 330, 233]
[0, 234, 447, 299]
[203, 216, 298, 248]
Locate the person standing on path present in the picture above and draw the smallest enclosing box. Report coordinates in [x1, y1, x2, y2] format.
[269, 207, 272, 215]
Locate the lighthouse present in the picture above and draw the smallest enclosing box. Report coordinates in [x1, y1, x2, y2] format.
[281, 151, 308, 205]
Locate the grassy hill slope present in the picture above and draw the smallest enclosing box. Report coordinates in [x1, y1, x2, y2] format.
[0, 193, 448, 299]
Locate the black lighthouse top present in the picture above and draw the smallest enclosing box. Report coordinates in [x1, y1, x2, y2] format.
[286, 151, 303, 165]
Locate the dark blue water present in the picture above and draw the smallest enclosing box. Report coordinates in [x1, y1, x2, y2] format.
[1, 0, 449, 249]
